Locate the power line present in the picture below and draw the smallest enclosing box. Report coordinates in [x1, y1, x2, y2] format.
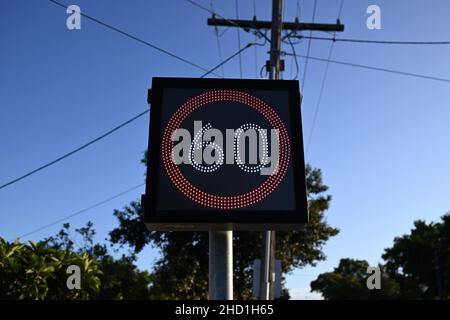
[48, 0, 220, 77]
[201, 42, 255, 78]
[253, 0, 258, 78]
[186, 0, 268, 41]
[305, 42, 335, 155]
[286, 52, 450, 84]
[2, 46, 248, 191]
[286, 32, 300, 79]
[294, 35, 450, 45]
[1, 8, 258, 191]
[284, 0, 303, 81]
[301, 0, 318, 92]
[337, 0, 345, 20]
[186, 0, 240, 28]
[1, 40, 256, 191]
[0, 110, 149, 191]
[214, 27, 226, 77]
[305, 0, 343, 155]
[235, 0, 243, 78]
[13, 183, 145, 241]
[187, 0, 269, 77]
[296, 0, 301, 20]
[210, 0, 225, 77]
[218, 26, 230, 37]
[260, 63, 268, 79]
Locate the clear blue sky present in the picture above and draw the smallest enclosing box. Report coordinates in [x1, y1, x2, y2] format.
[1, 0, 450, 299]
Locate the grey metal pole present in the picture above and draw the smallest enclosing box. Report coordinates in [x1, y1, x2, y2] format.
[206, 0, 343, 301]
[269, 0, 284, 81]
[260, 0, 284, 301]
[209, 230, 233, 300]
[261, 230, 272, 300]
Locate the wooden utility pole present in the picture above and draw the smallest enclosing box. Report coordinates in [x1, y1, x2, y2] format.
[208, 0, 344, 300]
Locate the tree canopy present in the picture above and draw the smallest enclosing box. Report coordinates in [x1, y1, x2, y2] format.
[382, 214, 450, 299]
[0, 236, 101, 299]
[311, 213, 450, 299]
[109, 164, 339, 299]
[310, 258, 399, 299]
[0, 222, 152, 300]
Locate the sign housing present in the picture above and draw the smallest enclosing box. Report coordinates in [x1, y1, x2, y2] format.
[143, 77, 308, 230]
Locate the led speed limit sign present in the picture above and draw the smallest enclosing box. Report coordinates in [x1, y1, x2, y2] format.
[142, 78, 308, 230]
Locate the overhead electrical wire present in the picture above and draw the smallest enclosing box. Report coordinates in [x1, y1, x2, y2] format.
[12, 183, 145, 241]
[288, 0, 302, 80]
[185, 0, 269, 42]
[286, 52, 450, 84]
[201, 41, 258, 78]
[210, 0, 225, 77]
[305, 43, 335, 155]
[293, 35, 450, 45]
[301, 0, 318, 92]
[1, 40, 256, 191]
[253, 0, 259, 78]
[1, 42, 257, 192]
[260, 64, 268, 79]
[0, 1, 263, 191]
[296, 0, 301, 19]
[235, 0, 243, 78]
[304, 0, 343, 155]
[48, 0, 221, 77]
[337, 0, 345, 20]
[214, 27, 226, 77]
[0, 110, 149, 191]
[186, 0, 240, 27]
[286, 32, 300, 80]
[218, 26, 230, 37]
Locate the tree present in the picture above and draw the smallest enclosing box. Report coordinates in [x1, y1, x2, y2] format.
[382, 213, 450, 299]
[0, 237, 101, 299]
[46, 222, 153, 300]
[109, 164, 339, 299]
[0, 221, 153, 300]
[311, 214, 450, 300]
[310, 258, 399, 300]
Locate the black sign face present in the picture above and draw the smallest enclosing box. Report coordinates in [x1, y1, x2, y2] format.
[143, 77, 308, 230]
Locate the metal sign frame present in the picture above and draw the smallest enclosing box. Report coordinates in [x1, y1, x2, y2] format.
[142, 77, 308, 230]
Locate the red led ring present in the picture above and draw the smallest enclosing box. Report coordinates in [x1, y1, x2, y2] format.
[161, 90, 291, 209]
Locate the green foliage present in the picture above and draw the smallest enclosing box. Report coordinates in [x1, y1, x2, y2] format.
[0, 237, 101, 299]
[382, 213, 450, 299]
[310, 258, 399, 299]
[311, 213, 450, 300]
[47, 222, 153, 300]
[93, 253, 152, 300]
[0, 221, 153, 300]
[109, 164, 339, 299]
